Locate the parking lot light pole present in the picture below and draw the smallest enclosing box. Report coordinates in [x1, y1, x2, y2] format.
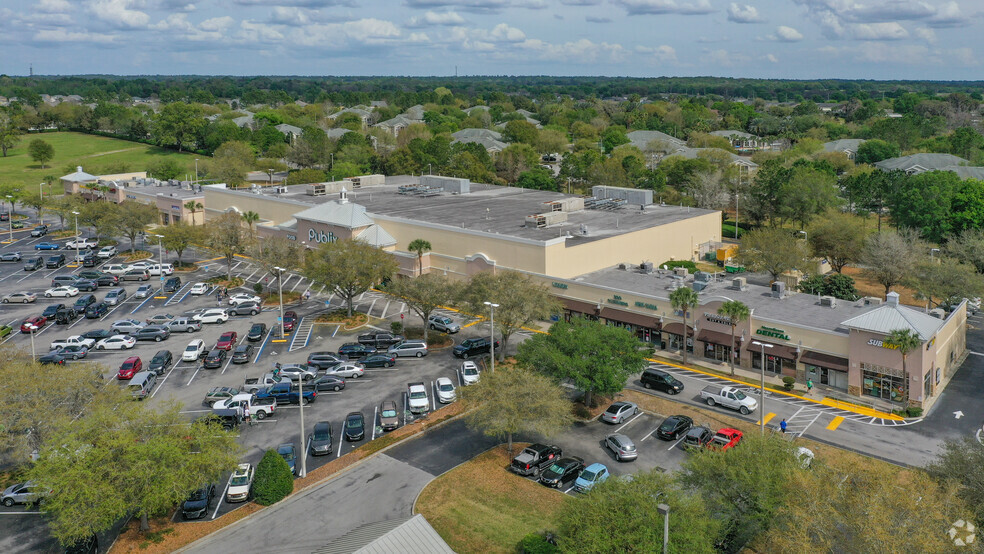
[275, 266, 286, 338]
[751, 340, 773, 435]
[484, 301, 498, 373]
[6, 195, 13, 242]
[72, 211, 80, 265]
[28, 324, 37, 360]
[657, 503, 670, 554]
[298, 376, 306, 478]
[152, 234, 165, 291]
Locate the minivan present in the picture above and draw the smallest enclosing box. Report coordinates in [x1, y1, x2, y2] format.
[387, 340, 429, 358]
[51, 275, 80, 288]
[128, 371, 158, 400]
[104, 288, 127, 305]
[85, 302, 109, 319]
[640, 368, 684, 395]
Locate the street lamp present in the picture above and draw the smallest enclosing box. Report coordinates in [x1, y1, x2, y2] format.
[751, 340, 773, 435]
[657, 503, 670, 554]
[298, 372, 307, 478]
[930, 248, 940, 261]
[428, 163, 432, 176]
[72, 211, 80, 265]
[152, 234, 165, 291]
[798, 230, 807, 242]
[484, 301, 498, 373]
[38, 182, 45, 219]
[6, 195, 13, 243]
[194, 158, 199, 184]
[274, 266, 286, 338]
[28, 324, 38, 360]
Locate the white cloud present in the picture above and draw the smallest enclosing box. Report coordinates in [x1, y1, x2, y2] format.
[636, 44, 677, 63]
[765, 53, 778, 62]
[36, 0, 72, 13]
[402, 0, 515, 13]
[794, 0, 967, 39]
[614, 0, 714, 16]
[852, 22, 909, 40]
[88, 0, 150, 29]
[407, 11, 466, 27]
[773, 25, 804, 41]
[561, 0, 602, 4]
[518, 37, 626, 63]
[489, 23, 525, 42]
[702, 48, 749, 66]
[150, 13, 230, 41]
[239, 19, 285, 42]
[270, 7, 312, 26]
[288, 18, 401, 48]
[914, 27, 936, 43]
[35, 29, 117, 44]
[200, 16, 234, 32]
[727, 3, 764, 23]
[927, 1, 965, 27]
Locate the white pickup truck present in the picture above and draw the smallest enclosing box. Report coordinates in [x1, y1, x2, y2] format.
[699, 385, 758, 415]
[213, 393, 276, 420]
[65, 237, 98, 249]
[407, 382, 429, 414]
[49, 335, 96, 351]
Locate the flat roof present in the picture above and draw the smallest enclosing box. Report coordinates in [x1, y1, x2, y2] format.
[121, 181, 202, 200]
[576, 266, 894, 335]
[253, 176, 717, 244]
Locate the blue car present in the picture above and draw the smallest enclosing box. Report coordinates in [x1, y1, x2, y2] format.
[573, 463, 609, 493]
[277, 443, 297, 476]
[34, 242, 60, 251]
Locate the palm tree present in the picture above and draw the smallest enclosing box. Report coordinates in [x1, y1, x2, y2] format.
[241, 211, 260, 234]
[884, 328, 922, 409]
[718, 300, 750, 376]
[184, 200, 203, 225]
[408, 238, 432, 276]
[669, 286, 700, 367]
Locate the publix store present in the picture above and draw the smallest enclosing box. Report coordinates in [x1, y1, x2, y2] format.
[551, 266, 967, 411]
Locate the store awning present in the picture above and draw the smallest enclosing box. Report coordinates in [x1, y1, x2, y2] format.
[599, 307, 660, 330]
[697, 329, 739, 347]
[799, 350, 849, 372]
[749, 340, 798, 360]
[662, 322, 693, 337]
[562, 298, 599, 315]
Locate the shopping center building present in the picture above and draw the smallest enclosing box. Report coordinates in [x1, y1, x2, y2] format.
[201, 175, 967, 410]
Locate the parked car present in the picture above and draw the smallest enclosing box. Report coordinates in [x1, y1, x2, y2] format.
[655, 415, 694, 441]
[215, 331, 238, 350]
[122, 269, 150, 282]
[145, 313, 175, 326]
[180, 484, 215, 520]
[538, 457, 585, 488]
[183, 339, 207, 361]
[203, 349, 227, 369]
[640, 368, 684, 395]
[51, 275, 81, 288]
[82, 329, 113, 341]
[708, 428, 743, 451]
[228, 293, 261, 306]
[2, 291, 36, 303]
[30, 225, 48, 237]
[34, 242, 60, 250]
[306, 351, 345, 369]
[163, 276, 182, 292]
[460, 361, 480, 385]
[324, 362, 364, 379]
[278, 364, 318, 382]
[127, 261, 152, 271]
[96, 335, 136, 350]
[278, 443, 297, 475]
[97, 246, 117, 259]
[511, 444, 563, 477]
[427, 314, 461, 333]
[309, 421, 334, 456]
[435, 377, 457, 403]
[23, 257, 43, 271]
[311, 375, 346, 392]
[85, 302, 109, 319]
[453, 337, 498, 358]
[45, 254, 66, 268]
[387, 340, 428, 358]
[148, 350, 173, 375]
[229, 301, 260, 316]
[189, 282, 211, 295]
[167, 318, 202, 333]
[0, 325, 11, 339]
[605, 433, 638, 462]
[573, 463, 610, 493]
[111, 319, 145, 334]
[343, 412, 365, 442]
[65, 237, 98, 250]
[379, 400, 399, 431]
[362, 354, 396, 368]
[133, 325, 170, 342]
[193, 308, 229, 324]
[601, 401, 639, 424]
[338, 342, 376, 359]
[116, 356, 143, 379]
[134, 284, 154, 298]
[58, 345, 89, 360]
[225, 463, 254, 503]
[282, 310, 298, 332]
[73, 279, 98, 292]
[55, 307, 78, 325]
[147, 263, 174, 276]
[699, 385, 758, 415]
[0, 251, 21, 262]
[357, 331, 404, 347]
[42, 304, 66, 319]
[20, 316, 47, 333]
[103, 264, 128, 275]
[44, 286, 78, 298]
[73, 294, 97, 311]
[683, 425, 715, 450]
[1, 481, 48, 507]
[104, 288, 127, 305]
[231, 344, 254, 364]
[203, 386, 240, 407]
[39, 351, 67, 365]
[247, 323, 267, 342]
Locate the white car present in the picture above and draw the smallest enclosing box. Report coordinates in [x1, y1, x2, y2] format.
[189, 282, 210, 296]
[461, 361, 480, 385]
[103, 264, 129, 275]
[324, 363, 365, 379]
[97, 246, 117, 259]
[225, 463, 254, 503]
[127, 261, 153, 271]
[436, 377, 457, 403]
[44, 286, 79, 298]
[193, 308, 229, 324]
[95, 335, 136, 350]
[148, 263, 174, 276]
[228, 293, 261, 306]
[182, 339, 206, 361]
[134, 284, 154, 299]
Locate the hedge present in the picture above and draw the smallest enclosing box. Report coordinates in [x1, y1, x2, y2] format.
[658, 260, 698, 272]
[722, 224, 745, 238]
[253, 449, 294, 506]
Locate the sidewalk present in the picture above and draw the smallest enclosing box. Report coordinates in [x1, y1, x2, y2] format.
[650, 348, 904, 421]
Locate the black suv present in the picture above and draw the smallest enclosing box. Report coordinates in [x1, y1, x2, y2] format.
[453, 337, 499, 358]
[23, 257, 43, 271]
[163, 276, 181, 292]
[203, 349, 226, 369]
[656, 415, 694, 441]
[43, 303, 66, 319]
[246, 322, 267, 342]
[640, 368, 684, 395]
[46, 254, 66, 268]
[307, 351, 345, 369]
[180, 483, 215, 520]
[149, 350, 173, 375]
[55, 307, 78, 325]
[338, 342, 376, 359]
[85, 302, 109, 319]
[74, 294, 97, 312]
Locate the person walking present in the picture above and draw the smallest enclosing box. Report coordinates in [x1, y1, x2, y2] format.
[303, 290, 311, 302]
[806, 379, 814, 394]
[243, 404, 252, 426]
[780, 418, 787, 434]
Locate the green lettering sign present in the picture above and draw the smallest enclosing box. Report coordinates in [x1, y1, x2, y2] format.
[756, 326, 790, 340]
[634, 301, 659, 311]
[551, 282, 568, 289]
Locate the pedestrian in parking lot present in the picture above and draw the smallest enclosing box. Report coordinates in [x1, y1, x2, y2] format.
[303, 290, 311, 302]
[807, 379, 814, 394]
[243, 405, 252, 426]
[780, 418, 787, 434]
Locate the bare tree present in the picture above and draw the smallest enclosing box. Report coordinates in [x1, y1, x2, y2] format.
[861, 229, 926, 296]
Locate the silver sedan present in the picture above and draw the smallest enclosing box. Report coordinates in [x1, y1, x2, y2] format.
[2, 291, 36, 303]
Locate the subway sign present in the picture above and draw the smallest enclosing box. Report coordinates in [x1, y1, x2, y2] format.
[868, 338, 901, 350]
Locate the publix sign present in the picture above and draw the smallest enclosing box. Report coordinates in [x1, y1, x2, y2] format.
[308, 228, 338, 244]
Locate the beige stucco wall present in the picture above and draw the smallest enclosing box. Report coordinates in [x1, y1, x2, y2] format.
[204, 187, 309, 225]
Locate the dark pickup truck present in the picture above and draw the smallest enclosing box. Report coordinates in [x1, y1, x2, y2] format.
[357, 332, 405, 347]
[255, 381, 317, 405]
[510, 443, 563, 477]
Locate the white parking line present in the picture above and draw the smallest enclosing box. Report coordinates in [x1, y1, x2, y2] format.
[186, 364, 202, 386]
[431, 380, 436, 412]
[150, 366, 177, 398]
[667, 436, 687, 451]
[336, 428, 344, 459]
[371, 406, 378, 441]
[615, 412, 645, 432]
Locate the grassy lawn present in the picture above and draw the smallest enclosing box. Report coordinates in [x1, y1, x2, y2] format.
[415, 445, 570, 554]
[0, 132, 202, 187]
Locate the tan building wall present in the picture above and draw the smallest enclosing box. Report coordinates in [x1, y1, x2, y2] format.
[205, 187, 310, 226]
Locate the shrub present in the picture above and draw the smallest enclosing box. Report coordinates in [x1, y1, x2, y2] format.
[390, 321, 403, 334]
[253, 449, 294, 506]
[253, 282, 264, 295]
[722, 224, 745, 239]
[781, 376, 796, 391]
[659, 260, 698, 272]
[518, 533, 559, 554]
[907, 407, 923, 418]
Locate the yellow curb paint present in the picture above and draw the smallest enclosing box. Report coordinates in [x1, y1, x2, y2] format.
[826, 416, 845, 431]
[271, 339, 288, 343]
[461, 320, 482, 329]
[153, 296, 167, 299]
[645, 357, 904, 421]
[758, 412, 776, 426]
[197, 256, 225, 263]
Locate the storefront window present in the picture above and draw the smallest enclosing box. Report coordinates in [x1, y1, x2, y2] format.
[924, 372, 932, 399]
[703, 342, 731, 362]
[666, 333, 693, 353]
[564, 310, 598, 322]
[751, 353, 789, 374]
[861, 363, 905, 401]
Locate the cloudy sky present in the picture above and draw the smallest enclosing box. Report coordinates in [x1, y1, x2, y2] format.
[0, 0, 979, 79]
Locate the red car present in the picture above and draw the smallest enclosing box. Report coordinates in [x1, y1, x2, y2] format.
[117, 356, 143, 380]
[708, 428, 743, 451]
[20, 315, 47, 333]
[282, 311, 298, 333]
[216, 331, 238, 350]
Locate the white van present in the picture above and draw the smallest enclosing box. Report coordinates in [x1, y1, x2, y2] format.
[128, 371, 158, 400]
[148, 263, 174, 276]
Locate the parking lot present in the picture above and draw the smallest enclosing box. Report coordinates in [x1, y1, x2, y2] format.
[0, 222, 480, 525]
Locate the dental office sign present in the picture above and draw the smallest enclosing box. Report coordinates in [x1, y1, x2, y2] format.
[308, 228, 337, 244]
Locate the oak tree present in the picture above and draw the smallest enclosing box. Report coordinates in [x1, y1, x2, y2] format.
[303, 239, 398, 316]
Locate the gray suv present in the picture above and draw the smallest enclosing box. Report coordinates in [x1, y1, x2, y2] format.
[427, 315, 460, 333]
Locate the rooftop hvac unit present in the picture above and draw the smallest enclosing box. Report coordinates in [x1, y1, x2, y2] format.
[863, 297, 883, 306]
[673, 267, 689, 278]
[771, 281, 786, 298]
[732, 277, 747, 290]
[820, 295, 837, 308]
[590, 185, 653, 206]
[929, 308, 945, 319]
[275, 186, 288, 194]
[641, 262, 654, 273]
[694, 271, 711, 283]
[307, 183, 327, 196]
[618, 263, 627, 270]
[692, 281, 708, 292]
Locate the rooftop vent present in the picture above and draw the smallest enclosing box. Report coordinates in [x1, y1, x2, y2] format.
[771, 281, 786, 299]
[641, 262, 654, 273]
[732, 277, 746, 291]
[673, 267, 689, 278]
[862, 296, 883, 306]
[820, 295, 837, 308]
[886, 291, 900, 306]
[929, 308, 945, 319]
